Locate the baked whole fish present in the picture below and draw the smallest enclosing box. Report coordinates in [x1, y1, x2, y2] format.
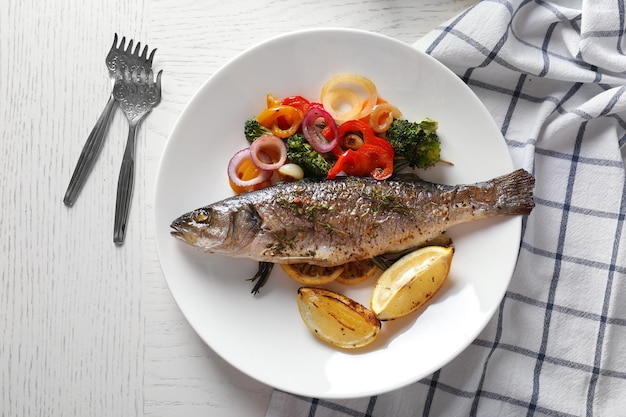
[171, 169, 535, 267]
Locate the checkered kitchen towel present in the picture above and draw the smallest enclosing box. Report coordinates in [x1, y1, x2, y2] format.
[266, 0, 626, 416]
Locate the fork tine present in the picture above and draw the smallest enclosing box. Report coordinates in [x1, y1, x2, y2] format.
[134, 41, 142, 56]
[111, 33, 119, 50]
[147, 48, 157, 65]
[126, 39, 134, 54]
[140, 44, 149, 60]
[118, 35, 127, 52]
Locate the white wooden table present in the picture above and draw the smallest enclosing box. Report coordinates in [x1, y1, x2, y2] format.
[0, 1, 475, 415]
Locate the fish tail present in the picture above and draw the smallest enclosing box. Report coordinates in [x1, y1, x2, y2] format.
[492, 169, 535, 215]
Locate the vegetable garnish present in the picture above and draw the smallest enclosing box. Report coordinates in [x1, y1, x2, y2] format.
[281, 95, 322, 114]
[369, 102, 402, 133]
[227, 148, 273, 193]
[336, 119, 395, 154]
[327, 143, 394, 180]
[285, 134, 333, 177]
[230, 73, 443, 197]
[249, 134, 287, 171]
[320, 73, 378, 123]
[302, 107, 338, 153]
[256, 105, 303, 138]
[337, 119, 376, 151]
[244, 118, 272, 144]
[328, 119, 395, 180]
[385, 118, 442, 170]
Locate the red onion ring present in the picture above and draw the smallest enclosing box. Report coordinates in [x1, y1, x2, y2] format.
[227, 148, 272, 188]
[249, 135, 287, 171]
[302, 107, 338, 153]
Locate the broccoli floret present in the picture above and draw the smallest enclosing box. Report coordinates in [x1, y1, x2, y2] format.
[285, 133, 333, 177]
[385, 118, 441, 170]
[244, 118, 272, 143]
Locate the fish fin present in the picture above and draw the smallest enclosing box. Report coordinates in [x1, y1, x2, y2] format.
[493, 169, 535, 215]
[422, 233, 454, 248]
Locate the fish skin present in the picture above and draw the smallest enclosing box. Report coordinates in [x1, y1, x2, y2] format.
[170, 169, 535, 266]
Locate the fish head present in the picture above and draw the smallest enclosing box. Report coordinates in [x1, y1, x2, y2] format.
[170, 202, 261, 254]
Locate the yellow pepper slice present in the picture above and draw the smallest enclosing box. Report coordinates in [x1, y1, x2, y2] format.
[256, 105, 303, 138]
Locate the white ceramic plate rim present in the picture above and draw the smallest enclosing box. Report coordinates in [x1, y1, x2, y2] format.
[154, 28, 519, 399]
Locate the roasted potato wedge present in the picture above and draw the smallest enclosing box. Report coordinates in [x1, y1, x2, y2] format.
[297, 287, 381, 349]
[371, 246, 453, 321]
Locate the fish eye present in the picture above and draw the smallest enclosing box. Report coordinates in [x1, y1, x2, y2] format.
[192, 208, 212, 223]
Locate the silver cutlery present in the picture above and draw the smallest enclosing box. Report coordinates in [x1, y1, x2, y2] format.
[64, 34, 156, 206]
[113, 67, 163, 244]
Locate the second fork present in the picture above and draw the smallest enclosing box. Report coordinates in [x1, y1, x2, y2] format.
[113, 67, 163, 245]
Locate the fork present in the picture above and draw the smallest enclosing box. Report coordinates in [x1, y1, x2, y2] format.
[113, 67, 163, 244]
[63, 34, 157, 207]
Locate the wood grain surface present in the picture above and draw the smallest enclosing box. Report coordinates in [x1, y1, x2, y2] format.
[0, 1, 475, 416]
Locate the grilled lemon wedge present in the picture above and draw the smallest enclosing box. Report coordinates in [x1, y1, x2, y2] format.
[336, 259, 379, 285]
[282, 260, 378, 286]
[371, 246, 454, 321]
[297, 287, 381, 349]
[281, 263, 344, 285]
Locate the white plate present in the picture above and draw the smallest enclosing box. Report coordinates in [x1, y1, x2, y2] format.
[154, 28, 519, 399]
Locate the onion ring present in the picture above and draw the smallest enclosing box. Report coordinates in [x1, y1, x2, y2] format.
[320, 73, 378, 123]
[302, 107, 339, 153]
[369, 103, 402, 133]
[227, 148, 273, 188]
[321, 88, 362, 122]
[249, 135, 287, 171]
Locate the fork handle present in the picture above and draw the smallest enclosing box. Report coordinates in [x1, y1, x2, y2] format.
[113, 124, 138, 245]
[63, 95, 117, 206]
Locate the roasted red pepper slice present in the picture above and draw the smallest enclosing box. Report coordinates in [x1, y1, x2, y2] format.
[337, 119, 376, 143]
[329, 119, 395, 164]
[336, 119, 394, 154]
[327, 143, 394, 180]
[327, 149, 364, 179]
[364, 132, 395, 156]
[281, 95, 323, 114]
[276, 96, 323, 131]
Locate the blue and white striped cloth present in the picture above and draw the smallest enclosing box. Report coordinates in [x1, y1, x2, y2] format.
[266, 1, 626, 415]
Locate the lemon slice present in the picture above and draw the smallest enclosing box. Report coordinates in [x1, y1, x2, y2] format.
[281, 263, 344, 285]
[371, 246, 454, 321]
[297, 287, 381, 349]
[335, 259, 379, 285]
